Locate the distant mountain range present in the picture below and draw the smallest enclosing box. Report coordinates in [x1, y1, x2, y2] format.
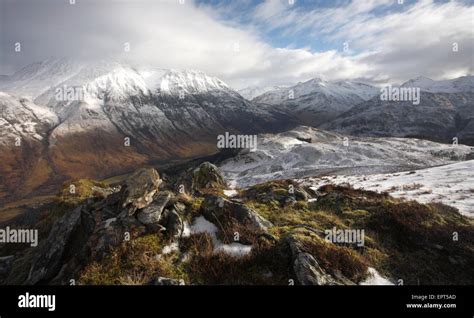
[249, 78, 379, 126]
[245, 75, 474, 144]
[0, 57, 472, 203]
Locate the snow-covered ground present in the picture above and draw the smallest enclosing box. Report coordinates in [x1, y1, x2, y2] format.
[360, 267, 394, 286]
[301, 160, 474, 217]
[220, 126, 473, 189]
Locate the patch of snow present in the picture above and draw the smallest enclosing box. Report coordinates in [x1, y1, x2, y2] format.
[162, 242, 179, 255]
[214, 243, 252, 257]
[224, 189, 238, 197]
[189, 216, 252, 257]
[360, 267, 393, 285]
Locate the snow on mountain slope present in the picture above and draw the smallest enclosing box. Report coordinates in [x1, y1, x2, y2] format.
[219, 126, 473, 189]
[402, 75, 474, 93]
[323, 91, 474, 145]
[252, 77, 379, 126]
[238, 86, 285, 100]
[0, 58, 83, 99]
[0, 59, 298, 201]
[300, 160, 474, 217]
[152, 69, 231, 95]
[253, 78, 378, 105]
[0, 59, 291, 141]
[0, 92, 58, 145]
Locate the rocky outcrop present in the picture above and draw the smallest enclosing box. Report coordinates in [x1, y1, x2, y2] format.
[159, 208, 184, 239]
[202, 194, 273, 232]
[120, 168, 163, 216]
[5, 159, 471, 286]
[26, 206, 83, 284]
[192, 162, 226, 191]
[242, 181, 311, 206]
[285, 235, 355, 286]
[136, 192, 172, 225]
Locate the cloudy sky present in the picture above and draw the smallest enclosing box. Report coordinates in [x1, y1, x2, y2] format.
[0, 0, 473, 89]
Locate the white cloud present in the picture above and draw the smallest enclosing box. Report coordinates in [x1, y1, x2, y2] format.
[1, 0, 472, 90]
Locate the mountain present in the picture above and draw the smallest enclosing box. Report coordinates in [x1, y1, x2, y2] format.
[322, 90, 474, 145]
[401, 75, 474, 93]
[0, 58, 297, 203]
[218, 126, 473, 188]
[252, 77, 379, 126]
[238, 85, 285, 100]
[0, 92, 60, 202]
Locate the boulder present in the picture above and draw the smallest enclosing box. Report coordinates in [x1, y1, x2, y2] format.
[202, 194, 273, 232]
[136, 192, 172, 225]
[120, 168, 162, 215]
[160, 208, 184, 239]
[192, 162, 226, 191]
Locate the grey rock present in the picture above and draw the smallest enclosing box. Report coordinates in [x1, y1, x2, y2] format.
[285, 235, 354, 286]
[192, 162, 226, 191]
[136, 192, 172, 225]
[26, 206, 83, 284]
[120, 168, 162, 215]
[160, 208, 184, 238]
[202, 194, 272, 232]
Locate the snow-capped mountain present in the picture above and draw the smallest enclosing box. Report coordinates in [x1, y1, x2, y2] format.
[0, 92, 58, 145]
[322, 90, 474, 145]
[401, 75, 474, 93]
[251, 77, 379, 126]
[219, 126, 473, 188]
[0, 58, 297, 203]
[0, 58, 84, 99]
[238, 85, 285, 100]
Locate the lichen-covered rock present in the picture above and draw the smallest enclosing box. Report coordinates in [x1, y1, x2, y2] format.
[202, 194, 273, 232]
[192, 162, 226, 191]
[120, 168, 162, 215]
[243, 180, 311, 206]
[136, 192, 172, 225]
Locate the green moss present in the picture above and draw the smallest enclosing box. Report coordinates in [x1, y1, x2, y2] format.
[58, 179, 108, 205]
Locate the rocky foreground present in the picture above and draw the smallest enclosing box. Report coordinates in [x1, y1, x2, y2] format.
[0, 162, 473, 285]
